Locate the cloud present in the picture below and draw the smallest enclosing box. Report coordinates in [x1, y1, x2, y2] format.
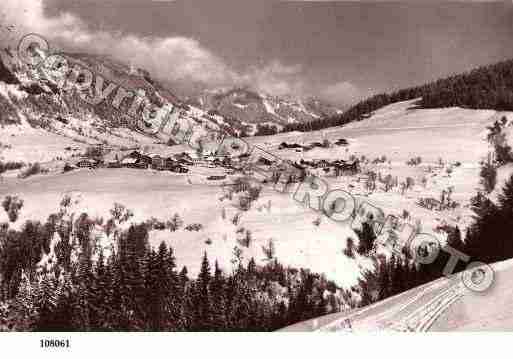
[0, 0, 362, 106]
[239, 61, 305, 97]
[1, 0, 238, 87]
[319, 81, 365, 106]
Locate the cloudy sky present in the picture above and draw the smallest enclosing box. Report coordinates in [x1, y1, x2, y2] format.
[1, 0, 513, 106]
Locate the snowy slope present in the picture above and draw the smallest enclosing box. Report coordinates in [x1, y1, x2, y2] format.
[282, 257, 513, 331]
[2, 99, 508, 289]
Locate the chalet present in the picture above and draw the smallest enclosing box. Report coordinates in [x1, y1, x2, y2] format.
[207, 175, 227, 181]
[170, 165, 189, 173]
[213, 158, 224, 167]
[120, 157, 138, 167]
[281, 142, 302, 150]
[317, 159, 331, 168]
[107, 161, 122, 168]
[128, 150, 142, 159]
[334, 160, 359, 176]
[164, 157, 177, 168]
[257, 157, 274, 166]
[139, 155, 152, 166]
[76, 158, 98, 168]
[203, 154, 217, 165]
[174, 152, 193, 161]
[178, 158, 194, 166]
[290, 163, 307, 182]
[149, 154, 165, 169]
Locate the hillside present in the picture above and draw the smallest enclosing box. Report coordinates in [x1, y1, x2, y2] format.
[189, 88, 341, 135]
[285, 58, 513, 133]
[0, 46, 233, 156]
[2, 99, 507, 285]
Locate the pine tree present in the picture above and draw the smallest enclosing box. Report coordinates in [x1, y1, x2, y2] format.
[210, 261, 227, 330]
[144, 248, 162, 330]
[34, 274, 58, 330]
[93, 250, 114, 330]
[165, 245, 183, 330]
[169, 214, 183, 231]
[195, 252, 213, 330]
[356, 221, 376, 255]
[73, 247, 95, 330]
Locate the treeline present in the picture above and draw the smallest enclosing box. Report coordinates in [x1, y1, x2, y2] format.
[285, 59, 513, 133]
[355, 222, 466, 306]
[0, 203, 344, 331]
[465, 174, 513, 264]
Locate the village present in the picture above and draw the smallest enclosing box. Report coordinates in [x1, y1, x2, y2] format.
[70, 136, 360, 185]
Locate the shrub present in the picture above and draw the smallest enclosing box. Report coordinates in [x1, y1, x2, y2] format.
[406, 156, 422, 166]
[146, 217, 166, 231]
[248, 186, 262, 201]
[232, 213, 241, 225]
[62, 163, 75, 173]
[237, 229, 252, 247]
[18, 163, 47, 179]
[0, 161, 24, 174]
[2, 196, 23, 222]
[421, 176, 427, 187]
[167, 213, 183, 231]
[480, 157, 497, 194]
[84, 146, 103, 159]
[109, 203, 133, 224]
[406, 177, 415, 189]
[356, 222, 376, 255]
[343, 238, 355, 258]
[262, 238, 276, 260]
[185, 223, 203, 231]
[237, 195, 251, 211]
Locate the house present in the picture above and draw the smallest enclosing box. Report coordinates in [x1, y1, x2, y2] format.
[76, 158, 98, 168]
[138, 155, 152, 166]
[120, 157, 138, 167]
[334, 160, 359, 176]
[278, 142, 302, 150]
[207, 175, 226, 180]
[203, 153, 217, 162]
[164, 157, 177, 169]
[128, 150, 142, 159]
[104, 151, 123, 168]
[170, 165, 189, 173]
[178, 158, 194, 166]
[149, 154, 165, 169]
[317, 159, 331, 168]
[174, 152, 193, 161]
[107, 161, 122, 168]
[257, 157, 274, 166]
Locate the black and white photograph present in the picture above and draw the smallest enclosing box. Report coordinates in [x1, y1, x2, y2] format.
[1, 0, 513, 354]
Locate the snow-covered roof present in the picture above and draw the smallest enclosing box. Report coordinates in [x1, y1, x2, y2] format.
[121, 157, 138, 164]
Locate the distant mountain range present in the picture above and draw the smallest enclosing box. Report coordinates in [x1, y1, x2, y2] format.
[0, 45, 340, 146]
[186, 88, 341, 135]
